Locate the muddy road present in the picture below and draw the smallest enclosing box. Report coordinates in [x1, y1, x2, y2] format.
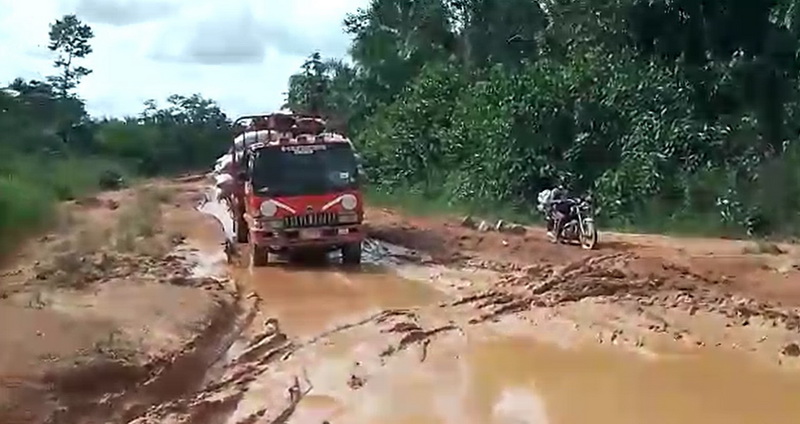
[2, 176, 800, 423]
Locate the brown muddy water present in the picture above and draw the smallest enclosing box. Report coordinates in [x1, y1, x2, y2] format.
[284, 330, 800, 424]
[198, 197, 800, 424]
[235, 264, 445, 336]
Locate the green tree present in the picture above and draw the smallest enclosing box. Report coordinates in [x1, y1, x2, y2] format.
[96, 94, 230, 175]
[279, 0, 800, 236]
[449, 0, 548, 68]
[284, 52, 329, 116]
[47, 14, 94, 97]
[284, 53, 362, 132]
[343, 0, 455, 105]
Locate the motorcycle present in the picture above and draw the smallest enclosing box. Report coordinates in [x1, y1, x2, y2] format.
[546, 196, 598, 250]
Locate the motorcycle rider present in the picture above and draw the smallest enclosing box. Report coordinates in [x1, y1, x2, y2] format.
[552, 186, 578, 241]
[537, 187, 555, 235]
[538, 184, 575, 241]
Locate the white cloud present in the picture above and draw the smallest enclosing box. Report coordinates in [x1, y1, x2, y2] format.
[76, 0, 181, 26]
[0, 0, 364, 118]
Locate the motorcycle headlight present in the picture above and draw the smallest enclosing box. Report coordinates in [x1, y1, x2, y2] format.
[260, 200, 277, 217]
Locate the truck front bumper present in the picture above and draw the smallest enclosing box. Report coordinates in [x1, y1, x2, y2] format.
[250, 224, 365, 250]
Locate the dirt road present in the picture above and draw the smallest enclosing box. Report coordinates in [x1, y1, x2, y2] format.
[2, 176, 800, 423]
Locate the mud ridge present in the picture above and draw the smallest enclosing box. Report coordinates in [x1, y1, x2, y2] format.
[286, 309, 418, 358]
[446, 252, 800, 339]
[0, 179, 279, 424]
[128, 326, 298, 424]
[121, 281, 268, 424]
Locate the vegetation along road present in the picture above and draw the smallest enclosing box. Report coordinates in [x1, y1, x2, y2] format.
[3, 2, 800, 423]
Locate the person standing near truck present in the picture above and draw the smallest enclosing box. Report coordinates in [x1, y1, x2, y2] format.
[212, 149, 235, 204]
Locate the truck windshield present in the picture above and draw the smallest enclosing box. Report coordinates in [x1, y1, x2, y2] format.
[251, 143, 359, 196]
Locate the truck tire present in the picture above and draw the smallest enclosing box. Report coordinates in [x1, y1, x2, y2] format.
[341, 242, 362, 266]
[250, 243, 268, 267]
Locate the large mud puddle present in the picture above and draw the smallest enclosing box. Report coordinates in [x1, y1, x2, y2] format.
[285, 329, 800, 424]
[470, 337, 800, 424]
[196, 196, 800, 424]
[235, 264, 445, 336]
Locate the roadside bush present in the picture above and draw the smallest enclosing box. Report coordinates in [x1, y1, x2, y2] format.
[3, 155, 131, 201]
[0, 154, 135, 251]
[0, 176, 54, 252]
[357, 62, 466, 190]
[0, 86, 229, 256]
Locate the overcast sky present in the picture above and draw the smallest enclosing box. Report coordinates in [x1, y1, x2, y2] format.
[0, 0, 365, 118]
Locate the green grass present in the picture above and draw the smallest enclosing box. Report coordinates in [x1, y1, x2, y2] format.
[604, 211, 742, 239]
[6, 155, 130, 200]
[365, 185, 541, 225]
[364, 184, 765, 241]
[0, 175, 55, 251]
[0, 154, 132, 254]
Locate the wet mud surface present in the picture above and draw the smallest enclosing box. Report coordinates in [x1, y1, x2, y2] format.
[3, 176, 800, 423]
[0, 177, 245, 423]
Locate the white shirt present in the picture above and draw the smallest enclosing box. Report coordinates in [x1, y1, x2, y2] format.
[214, 173, 233, 187]
[214, 153, 232, 170]
[537, 189, 553, 212]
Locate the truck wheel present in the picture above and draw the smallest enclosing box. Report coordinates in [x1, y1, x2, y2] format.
[341, 242, 362, 266]
[234, 216, 249, 243]
[250, 243, 268, 267]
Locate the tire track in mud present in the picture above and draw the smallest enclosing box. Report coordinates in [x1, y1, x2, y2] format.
[0, 253, 250, 423]
[127, 303, 462, 424]
[444, 251, 800, 348]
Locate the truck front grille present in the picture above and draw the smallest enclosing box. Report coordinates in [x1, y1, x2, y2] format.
[283, 212, 338, 228]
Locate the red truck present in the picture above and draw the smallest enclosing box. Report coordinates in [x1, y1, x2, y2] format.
[227, 113, 365, 266]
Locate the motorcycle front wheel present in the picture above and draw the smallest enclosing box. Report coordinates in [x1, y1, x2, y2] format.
[580, 219, 598, 250]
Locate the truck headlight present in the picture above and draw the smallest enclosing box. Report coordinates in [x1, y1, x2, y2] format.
[341, 194, 357, 210]
[260, 200, 277, 217]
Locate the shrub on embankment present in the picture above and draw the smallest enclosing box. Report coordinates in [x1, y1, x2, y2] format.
[0, 154, 128, 250]
[0, 88, 230, 253]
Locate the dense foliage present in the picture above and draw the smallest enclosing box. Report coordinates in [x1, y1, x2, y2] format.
[0, 15, 230, 251]
[286, 0, 800, 237]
